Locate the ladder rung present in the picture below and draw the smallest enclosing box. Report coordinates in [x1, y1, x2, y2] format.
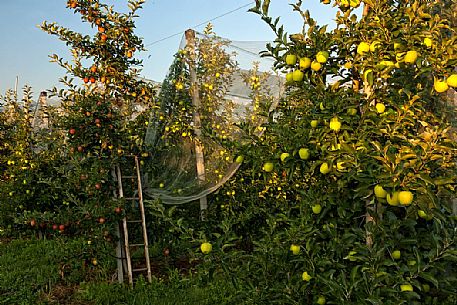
[130, 243, 145, 247]
[127, 220, 142, 223]
[124, 197, 139, 200]
[122, 176, 136, 179]
[132, 267, 148, 272]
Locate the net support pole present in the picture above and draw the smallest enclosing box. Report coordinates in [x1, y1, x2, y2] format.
[361, 3, 376, 248]
[185, 29, 208, 217]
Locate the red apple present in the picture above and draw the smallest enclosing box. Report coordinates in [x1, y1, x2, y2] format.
[95, 183, 102, 190]
[30, 219, 36, 227]
[52, 224, 58, 230]
[77, 146, 84, 153]
[98, 217, 105, 224]
[69, 128, 76, 135]
[114, 207, 122, 214]
[59, 224, 65, 231]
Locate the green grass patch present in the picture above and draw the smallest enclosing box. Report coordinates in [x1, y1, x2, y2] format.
[0, 237, 114, 304]
[77, 274, 239, 305]
[0, 238, 65, 304]
[0, 238, 241, 305]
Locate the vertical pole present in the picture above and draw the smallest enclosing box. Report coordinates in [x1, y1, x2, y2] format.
[135, 156, 152, 283]
[115, 224, 124, 284]
[451, 84, 457, 216]
[362, 3, 375, 248]
[116, 165, 133, 286]
[112, 166, 125, 284]
[14, 76, 18, 97]
[185, 29, 208, 216]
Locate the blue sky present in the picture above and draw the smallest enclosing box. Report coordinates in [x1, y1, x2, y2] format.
[0, 0, 340, 96]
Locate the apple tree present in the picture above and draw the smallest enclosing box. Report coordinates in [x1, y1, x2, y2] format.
[194, 0, 457, 303]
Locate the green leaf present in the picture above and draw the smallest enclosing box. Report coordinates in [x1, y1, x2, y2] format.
[433, 178, 455, 186]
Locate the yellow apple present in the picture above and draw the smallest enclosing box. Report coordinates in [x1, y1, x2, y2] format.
[292, 69, 304, 82]
[316, 51, 329, 63]
[374, 185, 387, 198]
[311, 61, 322, 71]
[400, 284, 413, 292]
[423, 37, 432, 48]
[446, 74, 457, 87]
[263, 162, 274, 172]
[302, 271, 312, 281]
[200, 242, 212, 254]
[299, 57, 311, 69]
[280, 153, 290, 162]
[329, 117, 341, 132]
[286, 54, 297, 66]
[320, 162, 330, 174]
[434, 79, 449, 93]
[299, 148, 310, 160]
[404, 50, 418, 64]
[376, 103, 386, 113]
[387, 192, 399, 206]
[398, 191, 413, 205]
[290, 244, 300, 255]
[357, 42, 370, 55]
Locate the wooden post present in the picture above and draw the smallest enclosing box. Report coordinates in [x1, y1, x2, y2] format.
[14, 76, 18, 97]
[185, 29, 208, 216]
[32, 91, 49, 129]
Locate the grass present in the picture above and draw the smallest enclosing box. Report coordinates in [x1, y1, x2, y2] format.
[78, 276, 238, 305]
[0, 237, 239, 305]
[0, 238, 67, 304]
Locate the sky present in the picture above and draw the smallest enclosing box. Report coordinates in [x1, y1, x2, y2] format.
[0, 0, 340, 97]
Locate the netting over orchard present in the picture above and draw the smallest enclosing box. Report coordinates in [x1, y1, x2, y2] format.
[142, 30, 285, 205]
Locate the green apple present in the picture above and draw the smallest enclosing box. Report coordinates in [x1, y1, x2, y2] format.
[292, 69, 304, 82]
[298, 148, 310, 160]
[392, 250, 401, 259]
[263, 162, 274, 172]
[285, 54, 297, 66]
[312, 204, 322, 214]
[280, 153, 290, 162]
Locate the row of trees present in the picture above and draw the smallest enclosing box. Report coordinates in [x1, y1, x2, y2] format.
[1, 0, 456, 303]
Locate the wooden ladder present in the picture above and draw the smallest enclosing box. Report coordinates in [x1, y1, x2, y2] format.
[115, 156, 152, 286]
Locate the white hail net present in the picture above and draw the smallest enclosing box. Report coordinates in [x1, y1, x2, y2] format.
[142, 31, 284, 205]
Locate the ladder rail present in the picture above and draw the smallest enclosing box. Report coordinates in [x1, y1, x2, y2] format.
[116, 165, 134, 286]
[115, 158, 152, 286]
[134, 156, 152, 283]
